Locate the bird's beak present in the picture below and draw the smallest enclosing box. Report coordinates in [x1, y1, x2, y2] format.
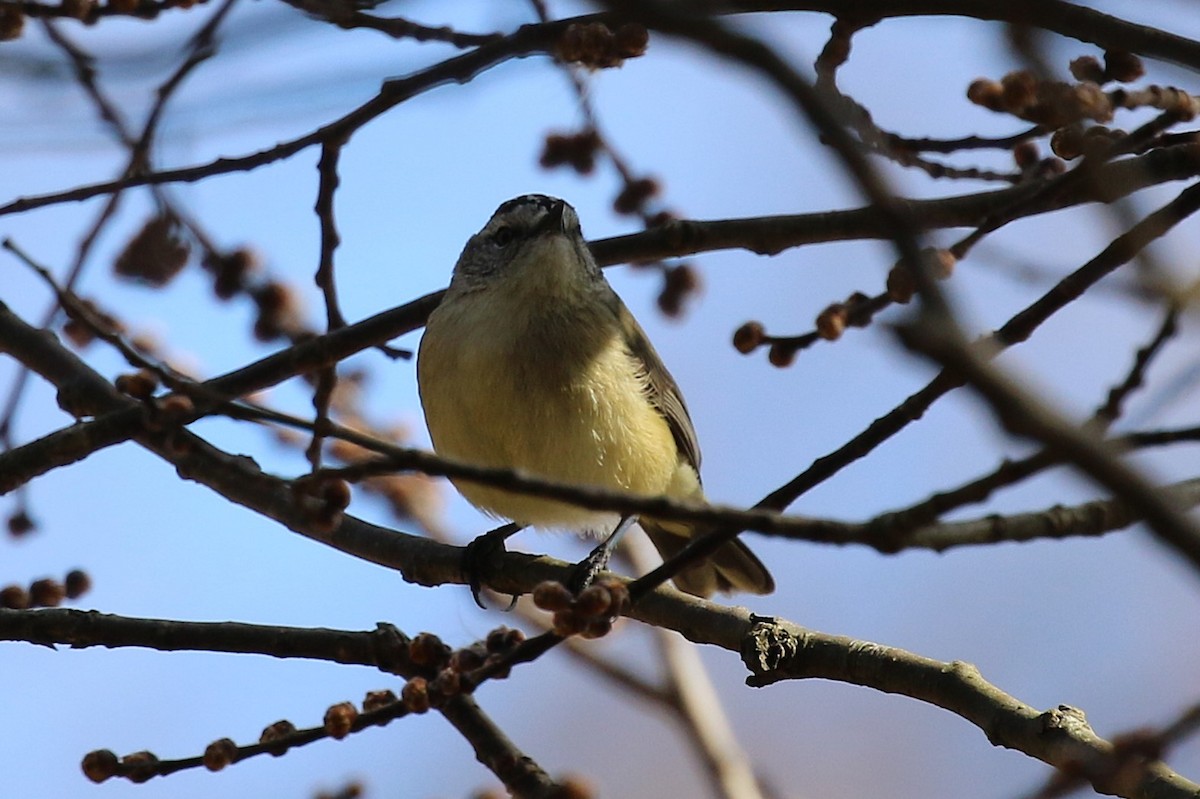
[536, 200, 568, 236]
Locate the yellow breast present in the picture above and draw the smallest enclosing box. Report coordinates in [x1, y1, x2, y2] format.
[417, 289, 683, 531]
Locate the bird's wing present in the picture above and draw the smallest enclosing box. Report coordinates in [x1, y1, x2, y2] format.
[615, 297, 703, 476]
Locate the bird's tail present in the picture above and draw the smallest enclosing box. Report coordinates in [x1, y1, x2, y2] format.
[641, 517, 774, 598]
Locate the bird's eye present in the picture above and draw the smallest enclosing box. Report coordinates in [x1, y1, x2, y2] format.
[491, 226, 516, 247]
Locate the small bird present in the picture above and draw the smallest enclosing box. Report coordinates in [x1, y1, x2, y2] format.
[417, 195, 773, 598]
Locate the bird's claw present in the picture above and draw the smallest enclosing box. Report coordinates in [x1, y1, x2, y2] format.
[462, 523, 522, 610]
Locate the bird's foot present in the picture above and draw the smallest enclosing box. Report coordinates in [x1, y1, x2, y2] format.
[462, 523, 522, 610]
[567, 539, 614, 594]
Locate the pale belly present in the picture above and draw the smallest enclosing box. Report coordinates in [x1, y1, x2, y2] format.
[418, 305, 686, 531]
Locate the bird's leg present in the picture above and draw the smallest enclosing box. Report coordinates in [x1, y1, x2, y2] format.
[463, 522, 523, 610]
[569, 515, 638, 593]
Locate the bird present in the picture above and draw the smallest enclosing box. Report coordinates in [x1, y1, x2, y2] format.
[416, 194, 773, 598]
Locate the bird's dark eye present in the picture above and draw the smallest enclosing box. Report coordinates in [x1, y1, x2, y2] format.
[491, 226, 516, 247]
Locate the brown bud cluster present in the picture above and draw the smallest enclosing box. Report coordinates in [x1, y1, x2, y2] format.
[65, 569, 93, 599]
[206, 248, 259, 300]
[409, 631, 451, 669]
[417, 632, 525, 698]
[319, 477, 352, 511]
[657, 263, 699, 318]
[401, 676, 431, 713]
[732, 321, 765, 354]
[646, 210, 677, 228]
[815, 304, 846, 341]
[613, 177, 660, 216]
[114, 215, 191, 287]
[486, 625, 525, 654]
[251, 281, 303, 342]
[0, 5, 24, 41]
[0, 585, 29, 609]
[540, 129, 602, 174]
[1104, 50, 1145, 83]
[1069, 55, 1105, 84]
[62, 299, 125, 349]
[141, 393, 196, 435]
[1011, 141, 1064, 179]
[885, 263, 917, 303]
[6, 510, 35, 538]
[203, 738, 238, 771]
[887, 248, 957, 304]
[81, 749, 119, 783]
[555, 22, 648, 69]
[259, 720, 297, 756]
[967, 71, 1113, 128]
[121, 750, 159, 784]
[29, 578, 65, 607]
[767, 342, 796, 368]
[362, 689, 398, 713]
[316, 782, 364, 799]
[433, 666, 461, 697]
[1012, 141, 1040, 170]
[449, 643, 487, 674]
[532, 580, 573, 612]
[926, 249, 957, 279]
[292, 476, 353, 535]
[1050, 124, 1127, 160]
[1050, 125, 1084, 160]
[324, 702, 358, 740]
[533, 579, 629, 640]
[115, 369, 159, 400]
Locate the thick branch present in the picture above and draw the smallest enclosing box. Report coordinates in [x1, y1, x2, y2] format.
[725, 1, 1200, 71]
[738, 617, 1194, 799]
